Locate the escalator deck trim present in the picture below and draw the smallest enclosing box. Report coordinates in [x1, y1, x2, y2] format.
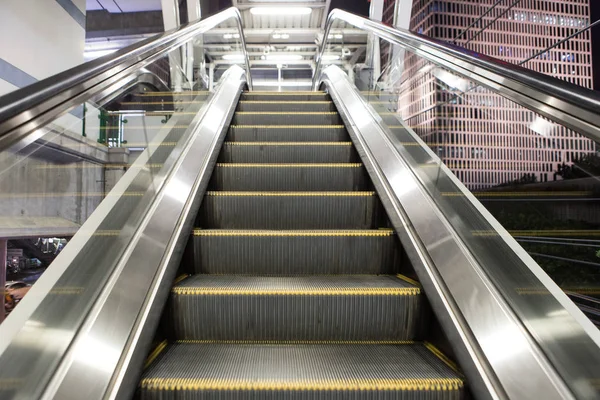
[230, 125, 345, 128]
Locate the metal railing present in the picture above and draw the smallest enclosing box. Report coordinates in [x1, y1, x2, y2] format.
[0, 6, 252, 152]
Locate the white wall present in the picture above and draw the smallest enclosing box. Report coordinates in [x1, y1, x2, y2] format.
[0, 0, 86, 96]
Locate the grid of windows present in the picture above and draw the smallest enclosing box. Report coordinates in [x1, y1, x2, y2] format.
[399, 0, 595, 189]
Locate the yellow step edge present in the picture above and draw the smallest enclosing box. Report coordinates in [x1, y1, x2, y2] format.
[224, 141, 352, 146]
[193, 229, 394, 237]
[172, 287, 421, 296]
[206, 191, 374, 197]
[136, 91, 209, 95]
[143, 340, 168, 369]
[121, 101, 203, 105]
[396, 274, 421, 288]
[231, 125, 345, 128]
[235, 112, 337, 115]
[140, 377, 464, 391]
[243, 91, 326, 95]
[239, 101, 333, 104]
[424, 342, 462, 375]
[216, 163, 362, 168]
[176, 339, 414, 345]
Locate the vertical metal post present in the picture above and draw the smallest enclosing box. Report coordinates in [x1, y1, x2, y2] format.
[367, 0, 384, 88]
[161, 0, 183, 91]
[209, 63, 215, 92]
[186, 0, 203, 88]
[0, 239, 7, 323]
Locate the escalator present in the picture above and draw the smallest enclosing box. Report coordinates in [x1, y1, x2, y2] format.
[1, 6, 600, 400]
[138, 91, 464, 398]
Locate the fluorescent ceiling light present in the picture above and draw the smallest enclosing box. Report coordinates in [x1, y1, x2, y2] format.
[266, 54, 303, 61]
[322, 54, 341, 61]
[328, 34, 344, 39]
[222, 54, 245, 60]
[223, 33, 240, 39]
[272, 33, 290, 39]
[250, 7, 312, 16]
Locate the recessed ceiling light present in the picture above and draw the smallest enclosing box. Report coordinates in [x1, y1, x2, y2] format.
[273, 33, 290, 39]
[250, 7, 312, 16]
[223, 54, 245, 60]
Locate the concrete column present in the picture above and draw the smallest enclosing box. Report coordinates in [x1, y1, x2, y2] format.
[0, 239, 6, 323]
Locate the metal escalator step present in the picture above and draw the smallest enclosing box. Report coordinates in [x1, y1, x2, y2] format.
[218, 142, 359, 163]
[237, 101, 337, 112]
[169, 275, 422, 341]
[139, 342, 464, 399]
[199, 191, 382, 229]
[228, 125, 349, 142]
[209, 163, 369, 191]
[189, 229, 400, 274]
[241, 92, 330, 101]
[232, 112, 342, 125]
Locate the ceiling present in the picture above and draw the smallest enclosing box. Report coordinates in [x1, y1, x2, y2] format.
[86, 0, 162, 13]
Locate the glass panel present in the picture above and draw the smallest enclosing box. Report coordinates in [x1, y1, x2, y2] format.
[0, 15, 246, 397]
[319, 25, 600, 396]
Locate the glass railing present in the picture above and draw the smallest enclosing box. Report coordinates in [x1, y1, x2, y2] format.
[314, 9, 600, 399]
[0, 8, 249, 398]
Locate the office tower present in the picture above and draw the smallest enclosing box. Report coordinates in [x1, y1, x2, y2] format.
[398, 0, 595, 189]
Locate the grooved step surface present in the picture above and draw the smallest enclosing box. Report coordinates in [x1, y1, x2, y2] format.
[170, 275, 422, 341]
[232, 112, 343, 125]
[218, 142, 358, 163]
[198, 191, 382, 229]
[227, 126, 349, 142]
[190, 230, 400, 274]
[238, 101, 336, 112]
[209, 164, 369, 191]
[240, 93, 330, 101]
[139, 343, 464, 399]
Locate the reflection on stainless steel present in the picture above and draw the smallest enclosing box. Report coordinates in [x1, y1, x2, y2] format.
[320, 65, 600, 399]
[313, 9, 600, 143]
[0, 58, 245, 400]
[0, 7, 252, 152]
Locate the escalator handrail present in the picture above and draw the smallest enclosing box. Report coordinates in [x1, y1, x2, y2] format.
[313, 8, 600, 143]
[0, 6, 252, 151]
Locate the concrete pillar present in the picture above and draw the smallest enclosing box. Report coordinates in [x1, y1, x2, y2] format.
[0, 239, 6, 323]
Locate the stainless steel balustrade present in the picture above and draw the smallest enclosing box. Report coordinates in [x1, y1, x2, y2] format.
[313, 12, 600, 399]
[0, 6, 253, 151]
[313, 8, 600, 143]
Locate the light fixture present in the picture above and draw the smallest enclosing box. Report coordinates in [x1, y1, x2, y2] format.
[266, 54, 303, 62]
[223, 54, 245, 61]
[321, 54, 341, 61]
[250, 7, 312, 16]
[223, 33, 240, 39]
[272, 33, 290, 39]
[328, 34, 344, 39]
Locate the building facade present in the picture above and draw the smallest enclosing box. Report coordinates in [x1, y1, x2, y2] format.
[397, 0, 595, 189]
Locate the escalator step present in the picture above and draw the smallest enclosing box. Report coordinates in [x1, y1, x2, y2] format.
[218, 142, 359, 163]
[189, 229, 400, 274]
[232, 112, 343, 125]
[209, 163, 369, 191]
[228, 125, 349, 142]
[198, 191, 382, 229]
[169, 275, 423, 341]
[140, 342, 464, 399]
[241, 92, 330, 101]
[237, 101, 337, 112]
